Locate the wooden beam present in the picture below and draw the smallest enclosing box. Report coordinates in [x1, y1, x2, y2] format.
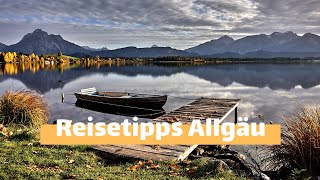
[235, 107, 238, 124]
[177, 145, 198, 161]
[219, 102, 239, 123]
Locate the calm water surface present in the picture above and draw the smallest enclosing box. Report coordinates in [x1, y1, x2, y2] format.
[1, 62, 320, 124]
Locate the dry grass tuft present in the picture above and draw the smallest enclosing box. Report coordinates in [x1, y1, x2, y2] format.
[0, 90, 49, 128]
[262, 107, 320, 176]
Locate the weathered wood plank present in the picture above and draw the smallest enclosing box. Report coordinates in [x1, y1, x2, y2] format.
[156, 98, 240, 124]
[94, 98, 241, 161]
[94, 144, 188, 161]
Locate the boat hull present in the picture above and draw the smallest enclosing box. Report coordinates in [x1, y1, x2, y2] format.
[74, 93, 167, 109]
[75, 100, 165, 118]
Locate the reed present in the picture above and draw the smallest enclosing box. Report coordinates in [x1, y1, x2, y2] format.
[0, 90, 49, 128]
[262, 107, 320, 177]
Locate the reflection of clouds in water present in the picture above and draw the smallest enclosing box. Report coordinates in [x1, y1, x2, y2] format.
[274, 90, 297, 99]
[238, 102, 256, 119]
[60, 73, 291, 123]
[44, 88, 150, 123]
[1, 68, 320, 125]
[287, 85, 320, 109]
[0, 79, 27, 94]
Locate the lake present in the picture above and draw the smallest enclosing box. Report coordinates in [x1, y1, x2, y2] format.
[1, 62, 320, 124]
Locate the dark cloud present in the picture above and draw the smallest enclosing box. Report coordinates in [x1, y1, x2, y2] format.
[0, 0, 319, 49]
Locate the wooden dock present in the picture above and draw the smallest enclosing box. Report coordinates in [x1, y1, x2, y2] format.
[94, 97, 240, 161]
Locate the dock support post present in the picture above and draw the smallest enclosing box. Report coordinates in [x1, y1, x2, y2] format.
[234, 107, 238, 124]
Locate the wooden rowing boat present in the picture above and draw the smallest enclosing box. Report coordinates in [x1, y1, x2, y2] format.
[74, 87, 167, 109]
[75, 99, 166, 118]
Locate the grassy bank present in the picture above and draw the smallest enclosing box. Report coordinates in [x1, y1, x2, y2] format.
[0, 126, 245, 179]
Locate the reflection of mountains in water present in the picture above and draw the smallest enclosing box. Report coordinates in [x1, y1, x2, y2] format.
[1, 64, 320, 93]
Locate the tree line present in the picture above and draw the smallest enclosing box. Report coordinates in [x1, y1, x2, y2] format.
[0, 51, 69, 63]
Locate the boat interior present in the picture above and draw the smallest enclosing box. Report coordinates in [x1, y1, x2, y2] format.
[78, 87, 164, 98]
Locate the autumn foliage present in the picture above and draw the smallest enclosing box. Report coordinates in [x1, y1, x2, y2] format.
[0, 52, 46, 64]
[0, 52, 16, 63]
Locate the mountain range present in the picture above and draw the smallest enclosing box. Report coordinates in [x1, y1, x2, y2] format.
[1, 29, 320, 58]
[186, 31, 320, 56]
[82, 46, 109, 51]
[72, 46, 195, 58]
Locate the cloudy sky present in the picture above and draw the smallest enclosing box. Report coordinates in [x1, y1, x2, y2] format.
[0, 0, 319, 49]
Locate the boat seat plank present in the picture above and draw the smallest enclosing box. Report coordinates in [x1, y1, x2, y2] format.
[81, 87, 97, 94]
[97, 92, 129, 97]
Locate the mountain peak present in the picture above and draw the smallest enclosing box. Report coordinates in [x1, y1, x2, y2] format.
[32, 29, 48, 35]
[285, 31, 295, 34]
[217, 35, 234, 42]
[33, 29, 44, 32]
[301, 33, 320, 44]
[185, 35, 234, 55]
[302, 32, 318, 38]
[270, 31, 298, 37]
[210, 35, 234, 44]
[5, 29, 87, 55]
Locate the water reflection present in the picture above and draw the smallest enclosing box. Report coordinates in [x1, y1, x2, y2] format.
[2, 62, 320, 91]
[0, 62, 320, 124]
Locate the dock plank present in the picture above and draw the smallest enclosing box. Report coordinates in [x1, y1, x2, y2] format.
[94, 98, 240, 161]
[94, 144, 193, 161]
